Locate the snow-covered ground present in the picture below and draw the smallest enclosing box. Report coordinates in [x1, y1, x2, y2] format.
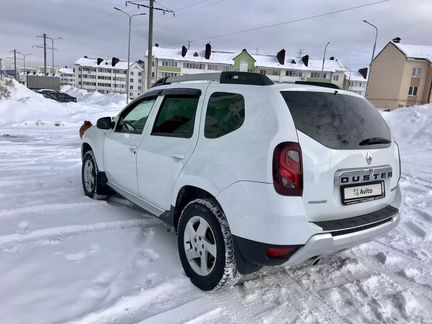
[1, 80, 431, 323]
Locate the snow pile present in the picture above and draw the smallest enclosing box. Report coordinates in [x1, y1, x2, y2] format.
[382, 103, 432, 147]
[0, 80, 124, 127]
[62, 85, 126, 107]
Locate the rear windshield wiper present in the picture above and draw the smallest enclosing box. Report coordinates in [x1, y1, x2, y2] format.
[359, 137, 391, 146]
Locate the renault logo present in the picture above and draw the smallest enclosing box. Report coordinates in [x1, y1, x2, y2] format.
[366, 152, 373, 165]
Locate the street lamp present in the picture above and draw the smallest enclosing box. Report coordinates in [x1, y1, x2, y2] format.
[363, 20, 378, 97]
[46, 36, 62, 75]
[321, 41, 330, 75]
[114, 7, 146, 104]
[17, 52, 31, 86]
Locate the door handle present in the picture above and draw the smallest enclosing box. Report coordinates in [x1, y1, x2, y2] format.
[170, 153, 185, 160]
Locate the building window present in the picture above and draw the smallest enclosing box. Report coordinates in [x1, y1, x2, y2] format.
[259, 69, 266, 75]
[408, 86, 418, 96]
[138, 72, 142, 76]
[138, 79, 142, 83]
[208, 64, 220, 71]
[130, 78, 133, 82]
[161, 60, 177, 67]
[130, 85, 134, 89]
[183, 62, 205, 70]
[138, 86, 142, 90]
[130, 71, 134, 75]
[412, 68, 422, 78]
[333, 75, 339, 81]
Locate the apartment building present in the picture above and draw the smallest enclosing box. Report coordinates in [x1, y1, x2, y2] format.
[345, 70, 367, 96]
[145, 44, 347, 89]
[74, 57, 145, 100]
[59, 67, 75, 86]
[367, 40, 432, 109]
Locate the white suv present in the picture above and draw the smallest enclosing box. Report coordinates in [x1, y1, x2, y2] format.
[81, 72, 401, 290]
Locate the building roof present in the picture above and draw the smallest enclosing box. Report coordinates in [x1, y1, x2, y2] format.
[345, 71, 367, 82]
[149, 46, 346, 72]
[392, 42, 432, 63]
[59, 67, 74, 74]
[74, 57, 130, 69]
[150, 46, 236, 65]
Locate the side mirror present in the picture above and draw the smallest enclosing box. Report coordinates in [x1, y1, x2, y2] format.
[96, 117, 113, 130]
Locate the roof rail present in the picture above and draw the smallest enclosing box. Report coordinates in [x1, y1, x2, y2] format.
[294, 81, 340, 89]
[152, 71, 274, 87]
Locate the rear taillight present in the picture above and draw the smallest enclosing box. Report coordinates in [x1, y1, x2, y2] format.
[395, 141, 401, 183]
[273, 142, 303, 196]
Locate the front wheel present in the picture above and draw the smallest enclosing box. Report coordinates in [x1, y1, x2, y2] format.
[177, 198, 239, 290]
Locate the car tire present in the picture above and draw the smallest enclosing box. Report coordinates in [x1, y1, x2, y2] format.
[177, 198, 240, 290]
[81, 150, 109, 199]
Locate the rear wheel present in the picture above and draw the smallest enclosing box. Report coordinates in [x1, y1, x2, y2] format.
[177, 198, 239, 290]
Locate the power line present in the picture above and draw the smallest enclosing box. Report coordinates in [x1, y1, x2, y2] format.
[184, 0, 390, 44]
[173, 0, 216, 11]
[176, 0, 226, 14]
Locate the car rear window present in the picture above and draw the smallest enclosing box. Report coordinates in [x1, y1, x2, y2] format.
[280, 91, 391, 149]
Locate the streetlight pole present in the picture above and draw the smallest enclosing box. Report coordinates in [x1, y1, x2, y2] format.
[321, 41, 330, 76]
[17, 52, 31, 86]
[46, 36, 62, 75]
[363, 20, 378, 98]
[114, 7, 146, 104]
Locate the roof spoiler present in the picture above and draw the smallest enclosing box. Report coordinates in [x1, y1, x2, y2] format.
[152, 71, 274, 87]
[295, 81, 340, 89]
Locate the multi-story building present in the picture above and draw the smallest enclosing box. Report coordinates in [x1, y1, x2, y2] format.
[345, 70, 367, 96]
[367, 40, 432, 109]
[74, 57, 145, 100]
[145, 44, 347, 89]
[59, 67, 75, 86]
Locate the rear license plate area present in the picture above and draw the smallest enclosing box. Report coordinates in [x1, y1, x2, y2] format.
[341, 181, 385, 205]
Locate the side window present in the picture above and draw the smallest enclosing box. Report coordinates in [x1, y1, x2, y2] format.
[151, 96, 199, 138]
[116, 97, 156, 134]
[204, 92, 245, 138]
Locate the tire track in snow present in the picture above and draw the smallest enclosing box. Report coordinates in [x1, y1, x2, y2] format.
[285, 268, 353, 324]
[71, 279, 192, 324]
[0, 218, 158, 246]
[0, 201, 103, 219]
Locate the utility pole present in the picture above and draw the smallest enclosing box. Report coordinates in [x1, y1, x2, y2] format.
[363, 20, 378, 98]
[125, 1, 175, 89]
[147, 0, 154, 90]
[34, 34, 48, 75]
[8, 49, 18, 80]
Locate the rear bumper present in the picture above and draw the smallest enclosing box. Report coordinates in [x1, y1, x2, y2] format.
[284, 212, 400, 266]
[233, 209, 400, 268]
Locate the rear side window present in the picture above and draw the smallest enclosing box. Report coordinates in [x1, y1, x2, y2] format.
[151, 96, 199, 138]
[205, 92, 245, 138]
[281, 91, 391, 149]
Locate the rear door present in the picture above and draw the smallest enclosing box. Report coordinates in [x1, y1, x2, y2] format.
[137, 87, 204, 210]
[281, 90, 400, 221]
[103, 94, 159, 195]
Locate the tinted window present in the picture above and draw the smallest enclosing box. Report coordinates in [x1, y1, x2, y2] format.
[116, 98, 156, 134]
[205, 92, 245, 138]
[281, 91, 391, 149]
[151, 96, 199, 138]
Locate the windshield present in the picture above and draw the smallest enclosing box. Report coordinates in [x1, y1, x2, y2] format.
[281, 91, 391, 150]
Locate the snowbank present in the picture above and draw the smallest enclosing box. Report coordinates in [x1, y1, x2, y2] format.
[0, 80, 124, 127]
[382, 103, 432, 147]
